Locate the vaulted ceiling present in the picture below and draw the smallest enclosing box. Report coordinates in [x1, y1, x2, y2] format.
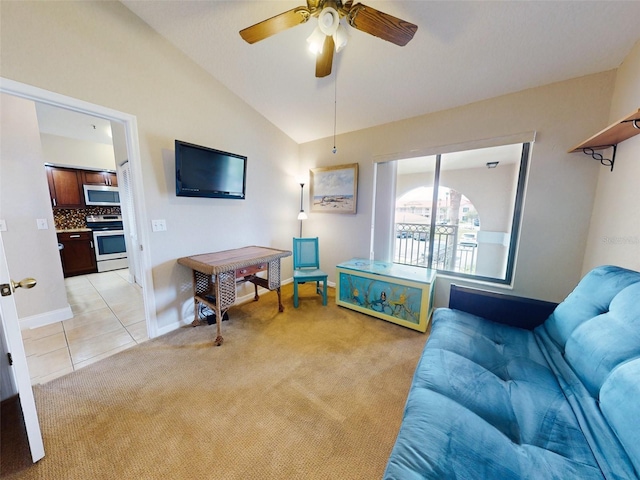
[120, 2, 638, 144]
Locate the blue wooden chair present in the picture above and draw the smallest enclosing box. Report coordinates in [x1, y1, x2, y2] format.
[292, 237, 328, 308]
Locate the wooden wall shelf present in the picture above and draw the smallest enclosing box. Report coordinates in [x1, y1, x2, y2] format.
[569, 108, 640, 171]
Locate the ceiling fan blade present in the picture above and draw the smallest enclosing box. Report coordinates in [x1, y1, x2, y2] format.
[347, 3, 417, 46]
[240, 7, 311, 44]
[315, 35, 335, 78]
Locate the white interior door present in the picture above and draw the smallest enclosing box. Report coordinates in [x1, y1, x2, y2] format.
[0, 234, 45, 463]
[118, 159, 142, 286]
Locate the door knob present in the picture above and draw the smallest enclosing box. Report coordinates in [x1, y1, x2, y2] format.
[11, 277, 37, 291]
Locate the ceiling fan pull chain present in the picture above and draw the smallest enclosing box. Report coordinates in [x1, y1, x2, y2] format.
[333, 74, 338, 154]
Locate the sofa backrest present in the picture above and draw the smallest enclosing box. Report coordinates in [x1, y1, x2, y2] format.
[564, 281, 640, 396]
[541, 265, 640, 475]
[543, 265, 640, 349]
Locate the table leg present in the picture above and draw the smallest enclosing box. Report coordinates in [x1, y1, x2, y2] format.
[192, 300, 199, 326]
[277, 287, 284, 312]
[213, 273, 224, 346]
[191, 270, 201, 327]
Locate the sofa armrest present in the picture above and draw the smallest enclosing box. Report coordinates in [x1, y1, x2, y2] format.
[448, 284, 558, 329]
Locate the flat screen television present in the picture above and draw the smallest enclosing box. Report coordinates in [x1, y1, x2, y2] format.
[175, 140, 247, 199]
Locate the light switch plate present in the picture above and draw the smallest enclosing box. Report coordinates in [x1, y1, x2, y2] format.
[151, 219, 167, 232]
[36, 218, 49, 230]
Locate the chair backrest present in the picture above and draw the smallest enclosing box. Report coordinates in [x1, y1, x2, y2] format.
[293, 237, 320, 270]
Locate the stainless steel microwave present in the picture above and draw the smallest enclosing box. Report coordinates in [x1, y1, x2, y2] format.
[83, 185, 120, 206]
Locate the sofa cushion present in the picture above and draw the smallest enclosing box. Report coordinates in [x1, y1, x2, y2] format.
[543, 265, 640, 350]
[535, 325, 639, 480]
[384, 389, 605, 480]
[564, 282, 640, 397]
[600, 359, 640, 475]
[384, 309, 603, 479]
[383, 388, 604, 480]
[424, 308, 548, 368]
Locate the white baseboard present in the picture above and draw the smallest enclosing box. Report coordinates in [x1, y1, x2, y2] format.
[20, 305, 73, 330]
[155, 321, 182, 337]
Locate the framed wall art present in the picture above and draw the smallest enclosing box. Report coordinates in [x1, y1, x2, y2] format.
[309, 163, 358, 214]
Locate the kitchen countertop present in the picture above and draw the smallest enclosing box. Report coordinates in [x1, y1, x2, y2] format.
[56, 228, 92, 233]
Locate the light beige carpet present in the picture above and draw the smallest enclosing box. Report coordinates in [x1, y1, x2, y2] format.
[4, 284, 429, 479]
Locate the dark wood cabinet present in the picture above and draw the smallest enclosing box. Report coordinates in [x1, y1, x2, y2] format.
[58, 231, 97, 277]
[46, 166, 119, 209]
[46, 166, 84, 209]
[82, 170, 117, 186]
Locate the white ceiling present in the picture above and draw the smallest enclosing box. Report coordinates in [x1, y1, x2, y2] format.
[397, 142, 523, 174]
[119, 1, 640, 145]
[35, 103, 113, 145]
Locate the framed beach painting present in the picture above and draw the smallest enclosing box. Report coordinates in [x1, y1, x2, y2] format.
[309, 163, 358, 214]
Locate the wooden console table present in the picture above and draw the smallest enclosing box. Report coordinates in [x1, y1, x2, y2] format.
[178, 246, 291, 346]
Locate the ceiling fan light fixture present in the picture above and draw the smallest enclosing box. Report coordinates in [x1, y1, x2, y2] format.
[306, 25, 325, 55]
[240, 2, 418, 78]
[333, 23, 349, 52]
[318, 7, 339, 36]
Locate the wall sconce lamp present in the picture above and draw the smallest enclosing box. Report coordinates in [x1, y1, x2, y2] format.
[486, 161, 499, 169]
[297, 183, 308, 237]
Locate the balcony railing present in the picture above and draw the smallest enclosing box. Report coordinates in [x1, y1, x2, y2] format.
[394, 223, 477, 274]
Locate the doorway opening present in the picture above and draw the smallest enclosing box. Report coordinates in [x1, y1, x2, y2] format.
[0, 77, 155, 384]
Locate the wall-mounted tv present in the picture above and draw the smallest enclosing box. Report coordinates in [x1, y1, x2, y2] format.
[175, 140, 247, 199]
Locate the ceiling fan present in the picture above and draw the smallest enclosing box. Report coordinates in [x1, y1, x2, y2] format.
[239, 0, 418, 78]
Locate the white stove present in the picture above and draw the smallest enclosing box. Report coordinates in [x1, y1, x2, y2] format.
[86, 215, 128, 272]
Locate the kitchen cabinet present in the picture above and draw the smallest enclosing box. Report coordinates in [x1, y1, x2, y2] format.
[82, 170, 117, 186]
[46, 166, 84, 209]
[58, 231, 97, 277]
[46, 166, 120, 209]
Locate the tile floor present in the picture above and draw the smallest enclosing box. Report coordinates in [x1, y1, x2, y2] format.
[21, 269, 148, 385]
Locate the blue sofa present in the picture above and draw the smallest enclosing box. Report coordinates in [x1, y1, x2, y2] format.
[384, 265, 640, 479]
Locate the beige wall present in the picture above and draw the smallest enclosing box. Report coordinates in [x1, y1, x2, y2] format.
[582, 40, 640, 273]
[0, 1, 299, 333]
[0, 94, 69, 319]
[300, 72, 616, 304]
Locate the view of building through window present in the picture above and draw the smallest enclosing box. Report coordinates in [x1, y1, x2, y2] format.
[395, 186, 479, 273]
[391, 142, 529, 283]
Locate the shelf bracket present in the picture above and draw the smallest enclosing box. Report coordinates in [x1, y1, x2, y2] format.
[569, 110, 640, 173]
[582, 144, 617, 172]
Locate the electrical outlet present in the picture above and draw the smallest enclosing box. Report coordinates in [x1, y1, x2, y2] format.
[36, 218, 48, 230]
[151, 219, 167, 232]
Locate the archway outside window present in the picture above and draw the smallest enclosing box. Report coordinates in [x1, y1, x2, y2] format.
[372, 140, 530, 284]
[395, 186, 480, 274]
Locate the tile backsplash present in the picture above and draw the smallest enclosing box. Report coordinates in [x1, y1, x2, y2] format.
[54, 206, 122, 230]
